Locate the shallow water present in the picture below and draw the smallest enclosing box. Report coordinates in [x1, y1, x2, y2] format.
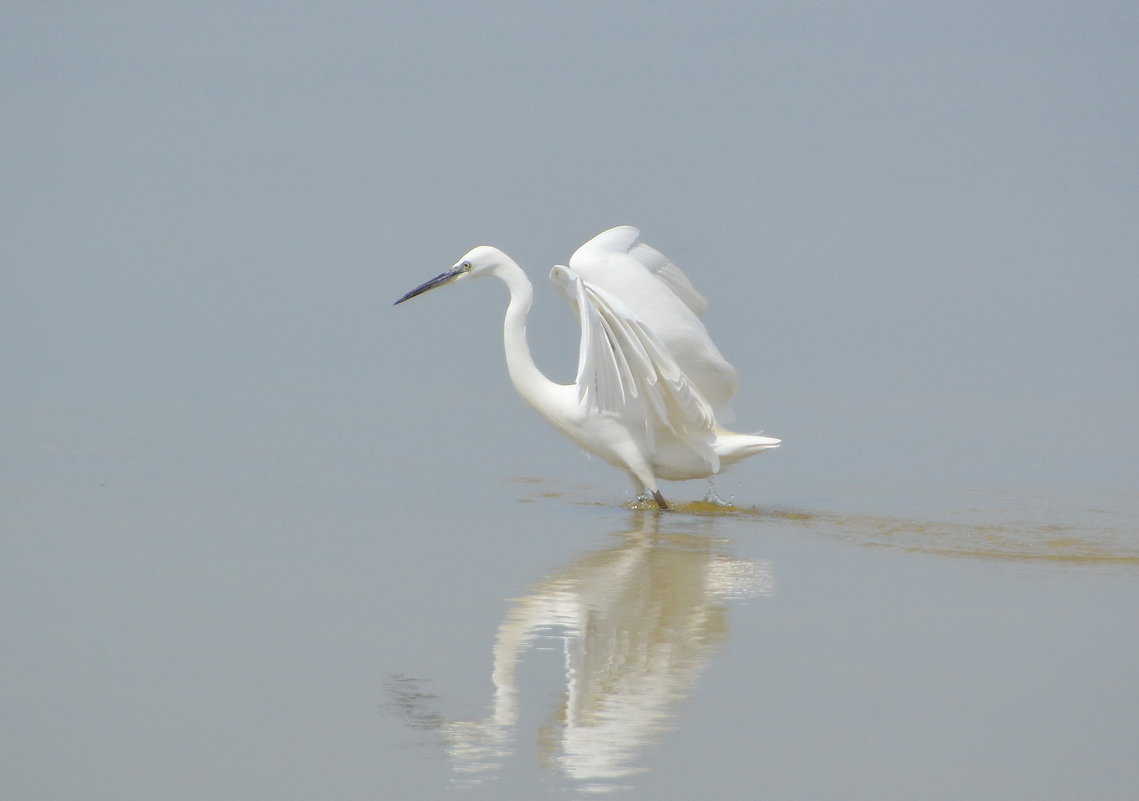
[5, 410, 1138, 800]
[374, 485, 1139, 799]
[536, 480, 1139, 565]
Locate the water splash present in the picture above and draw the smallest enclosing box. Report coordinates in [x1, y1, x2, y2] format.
[701, 479, 731, 507]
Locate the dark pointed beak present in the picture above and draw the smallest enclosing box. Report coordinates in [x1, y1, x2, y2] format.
[393, 269, 461, 305]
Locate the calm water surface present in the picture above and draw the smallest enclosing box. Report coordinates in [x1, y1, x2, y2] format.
[9, 414, 1135, 801]
[379, 483, 1139, 800]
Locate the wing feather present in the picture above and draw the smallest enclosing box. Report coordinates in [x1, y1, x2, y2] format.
[553, 265, 719, 470]
[566, 225, 738, 409]
[573, 275, 621, 412]
[571, 225, 708, 315]
[628, 241, 708, 315]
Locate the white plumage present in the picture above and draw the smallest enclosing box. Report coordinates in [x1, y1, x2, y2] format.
[394, 225, 779, 509]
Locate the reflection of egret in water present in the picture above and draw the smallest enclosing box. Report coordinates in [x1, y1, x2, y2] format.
[395, 511, 772, 794]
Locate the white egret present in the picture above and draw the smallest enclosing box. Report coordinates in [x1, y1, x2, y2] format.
[393, 226, 779, 509]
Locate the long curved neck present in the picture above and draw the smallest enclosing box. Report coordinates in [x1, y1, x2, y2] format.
[494, 260, 561, 411]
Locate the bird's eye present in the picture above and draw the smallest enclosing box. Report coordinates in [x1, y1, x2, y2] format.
[461, 261, 472, 271]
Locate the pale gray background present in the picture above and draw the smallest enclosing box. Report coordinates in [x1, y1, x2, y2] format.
[4, 3, 1138, 800]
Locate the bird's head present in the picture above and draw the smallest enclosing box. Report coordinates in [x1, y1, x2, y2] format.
[393, 246, 508, 305]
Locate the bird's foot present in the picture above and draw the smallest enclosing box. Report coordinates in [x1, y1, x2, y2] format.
[630, 490, 670, 511]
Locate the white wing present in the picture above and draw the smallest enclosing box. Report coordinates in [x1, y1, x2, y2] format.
[566, 226, 738, 409]
[571, 225, 709, 314]
[550, 265, 718, 471]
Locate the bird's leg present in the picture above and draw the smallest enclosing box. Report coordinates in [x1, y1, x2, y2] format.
[627, 470, 669, 510]
[627, 474, 646, 503]
[627, 474, 665, 510]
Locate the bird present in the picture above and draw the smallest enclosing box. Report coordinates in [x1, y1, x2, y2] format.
[393, 225, 779, 510]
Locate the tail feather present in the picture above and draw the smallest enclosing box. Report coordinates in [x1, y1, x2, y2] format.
[714, 429, 781, 465]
